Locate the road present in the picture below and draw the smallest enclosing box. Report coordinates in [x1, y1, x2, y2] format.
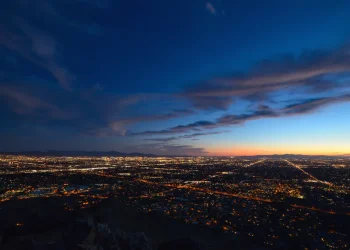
[284, 159, 333, 187]
[245, 158, 266, 167]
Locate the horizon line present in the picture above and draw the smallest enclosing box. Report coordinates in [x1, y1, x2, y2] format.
[1, 150, 349, 158]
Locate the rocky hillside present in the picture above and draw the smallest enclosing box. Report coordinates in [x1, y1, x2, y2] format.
[0, 197, 264, 250]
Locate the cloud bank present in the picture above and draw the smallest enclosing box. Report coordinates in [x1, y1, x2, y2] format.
[184, 45, 350, 110]
[133, 94, 350, 136]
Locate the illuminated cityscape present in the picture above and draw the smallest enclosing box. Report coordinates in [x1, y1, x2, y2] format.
[1, 155, 349, 249]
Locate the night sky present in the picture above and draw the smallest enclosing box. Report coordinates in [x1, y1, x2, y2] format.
[1, 0, 350, 156]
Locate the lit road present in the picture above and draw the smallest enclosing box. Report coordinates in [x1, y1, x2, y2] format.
[135, 179, 349, 216]
[245, 159, 266, 167]
[291, 204, 336, 215]
[136, 179, 273, 203]
[284, 160, 333, 187]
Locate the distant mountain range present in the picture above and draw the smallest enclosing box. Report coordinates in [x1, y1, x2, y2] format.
[238, 154, 350, 159]
[1, 150, 156, 157]
[1, 151, 349, 159]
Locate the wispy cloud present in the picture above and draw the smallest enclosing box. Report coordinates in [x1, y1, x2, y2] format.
[1, 0, 350, 147]
[206, 2, 216, 15]
[0, 78, 193, 137]
[8, 0, 106, 36]
[144, 131, 226, 142]
[0, 0, 109, 87]
[144, 137, 177, 143]
[0, 18, 75, 90]
[97, 109, 195, 136]
[184, 45, 350, 110]
[282, 95, 350, 115]
[0, 85, 73, 120]
[133, 94, 350, 136]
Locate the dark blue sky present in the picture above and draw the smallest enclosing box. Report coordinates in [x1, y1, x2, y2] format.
[1, 0, 350, 155]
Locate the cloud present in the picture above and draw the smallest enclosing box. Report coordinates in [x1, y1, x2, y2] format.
[144, 131, 226, 142]
[0, 85, 72, 120]
[133, 94, 350, 136]
[107, 109, 193, 135]
[131, 120, 217, 136]
[0, 77, 193, 138]
[7, 0, 106, 36]
[282, 95, 350, 115]
[0, 19, 75, 90]
[184, 45, 350, 110]
[29, 34, 56, 58]
[180, 131, 226, 138]
[190, 96, 233, 110]
[144, 137, 177, 143]
[0, 0, 110, 88]
[0, 80, 122, 132]
[1, 1, 349, 149]
[206, 2, 216, 15]
[91, 109, 195, 136]
[217, 109, 278, 126]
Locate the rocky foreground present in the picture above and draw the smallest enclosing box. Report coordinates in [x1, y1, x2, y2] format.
[0, 197, 264, 250]
[0, 198, 204, 250]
